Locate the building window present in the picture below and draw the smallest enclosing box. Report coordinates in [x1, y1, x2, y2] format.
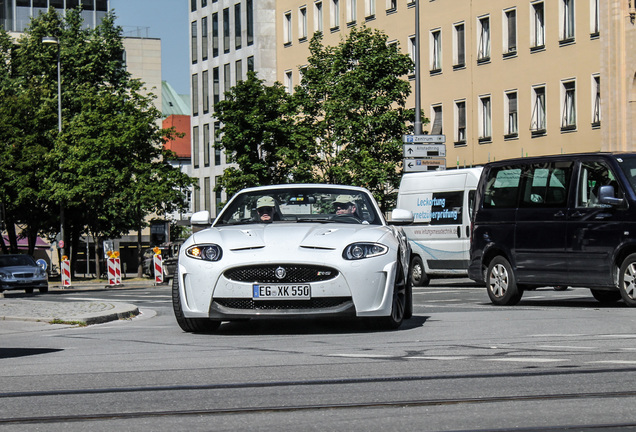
[191, 21, 198, 64]
[247, 0, 254, 45]
[561, 80, 576, 131]
[408, 35, 416, 77]
[386, 0, 396, 13]
[479, 95, 492, 142]
[431, 105, 442, 135]
[590, 0, 599, 38]
[214, 122, 222, 166]
[215, 175, 223, 213]
[193, 179, 200, 212]
[531, 86, 547, 136]
[247, 56, 255, 72]
[202, 70, 209, 114]
[299, 6, 308, 40]
[453, 22, 465, 69]
[505, 91, 518, 138]
[531, 2, 545, 51]
[223, 8, 230, 53]
[477, 16, 490, 63]
[592, 74, 600, 128]
[503, 9, 517, 57]
[455, 100, 466, 145]
[204, 177, 211, 213]
[284, 11, 292, 44]
[285, 70, 293, 94]
[331, 0, 340, 30]
[192, 126, 200, 168]
[224, 63, 231, 95]
[346, 0, 356, 25]
[315, 1, 324, 32]
[192, 73, 199, 116]
[560, 0, 575, 43]
[365, 0, 375, 18]
[203, 123, 210, 167]
[235, 3, 242, 49]
[213, 67, 220, 106]
[236, 59, 243, 83]
[201, 16, 208, 61]
[191, 0, 197, 12]
[430, 29, 442, 74]
[212, 12, 219, 57]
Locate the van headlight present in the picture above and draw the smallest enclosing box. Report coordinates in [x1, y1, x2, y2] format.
[343, 243, 388, 260]
[186, 244, 223, 261]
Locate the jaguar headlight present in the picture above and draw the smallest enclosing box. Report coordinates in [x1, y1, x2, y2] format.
[186, 244, 223, 261]
[343, 243, 388, 260]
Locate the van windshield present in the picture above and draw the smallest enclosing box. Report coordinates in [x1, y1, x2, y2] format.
[616, 155, 636, 195]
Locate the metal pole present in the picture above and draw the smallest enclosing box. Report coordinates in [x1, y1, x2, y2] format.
[414, 0, 422, 135]
[56, 48, 65, 260]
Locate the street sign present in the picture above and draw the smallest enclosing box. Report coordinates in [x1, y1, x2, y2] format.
[402, 134, 446, 143]
[403, 143, 446, 158]
[404, 158, 446, 172]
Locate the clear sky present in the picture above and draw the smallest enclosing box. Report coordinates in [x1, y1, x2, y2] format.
[110, 0, 190, 95]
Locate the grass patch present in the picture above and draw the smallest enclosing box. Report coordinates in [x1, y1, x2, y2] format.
[49, 319, 87, 327]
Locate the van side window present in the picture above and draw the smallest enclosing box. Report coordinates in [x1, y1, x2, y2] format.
[577, 161, 623, 208]
[520, 162, 572, 208]
[483, 167, 521, 208]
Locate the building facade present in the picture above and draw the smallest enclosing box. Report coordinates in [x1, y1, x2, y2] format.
[189, 0, 636, 215]
[189, 0, 277, 216]
[1, 0, 108, 32]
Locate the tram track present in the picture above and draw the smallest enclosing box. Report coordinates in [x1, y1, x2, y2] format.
[3, 367, 636, 427]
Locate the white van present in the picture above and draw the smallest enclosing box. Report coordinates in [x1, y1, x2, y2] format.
[395, 168, 483, 286]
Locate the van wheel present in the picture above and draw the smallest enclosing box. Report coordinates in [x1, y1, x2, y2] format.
[410, 256, 429, 287]
[619, 253, 636, 307]
[486, 256, 522, 306]
[591, 289, 621, 304]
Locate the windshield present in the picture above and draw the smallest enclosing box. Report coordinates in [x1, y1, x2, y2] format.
[0, 255, 35, 267]
[616, 155, 636, 196]
[214, 187, 383, 226]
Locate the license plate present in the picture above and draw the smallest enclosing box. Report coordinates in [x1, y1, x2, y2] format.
[252, 284, 311, 300]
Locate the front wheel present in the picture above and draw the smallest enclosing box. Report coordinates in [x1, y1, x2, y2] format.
[486, 256, 522, 306]
[619, 253, 636, 307]
[410, 256, 430, 287]
[172, 272, 221, 333]
[369, 264, 407, 330]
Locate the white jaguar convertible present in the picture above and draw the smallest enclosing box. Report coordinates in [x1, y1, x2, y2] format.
[172, 184, 413, 332]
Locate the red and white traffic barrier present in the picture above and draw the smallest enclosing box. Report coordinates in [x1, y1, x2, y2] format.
[61, 258, 71, 288]
[107, 258, 122, 286]
[154, 253, 163, 284]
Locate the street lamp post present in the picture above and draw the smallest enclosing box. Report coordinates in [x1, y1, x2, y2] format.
[42, 36, 65, 260]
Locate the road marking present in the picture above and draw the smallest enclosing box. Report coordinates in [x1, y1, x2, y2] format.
[488, 357, 569, 363]
[327, 354, 395, 359]
[587, 360, 636, 365]
[537, 345, 596, 350]
[405, 356, 470, 360]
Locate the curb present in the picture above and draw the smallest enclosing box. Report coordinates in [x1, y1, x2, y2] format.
[0, 300, 140, 326]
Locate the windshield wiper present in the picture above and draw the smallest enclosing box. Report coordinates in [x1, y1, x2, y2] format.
[295, 217, 335, 223]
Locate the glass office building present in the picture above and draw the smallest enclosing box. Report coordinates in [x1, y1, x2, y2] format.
[1, 0, 109, 32]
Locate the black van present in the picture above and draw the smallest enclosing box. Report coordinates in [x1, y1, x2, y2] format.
[469, 153, 636, 306]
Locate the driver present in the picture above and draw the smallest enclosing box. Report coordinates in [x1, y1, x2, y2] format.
[256, 196, 276, 222]
[334, 195, 357, 216]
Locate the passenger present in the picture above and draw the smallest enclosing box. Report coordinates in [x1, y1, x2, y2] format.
[256, 196, 277, 222]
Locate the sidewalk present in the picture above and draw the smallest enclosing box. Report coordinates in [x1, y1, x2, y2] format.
[0, 278, 164, 326]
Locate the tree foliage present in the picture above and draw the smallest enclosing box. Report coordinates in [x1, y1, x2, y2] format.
[0, 8, 193, 272]
[215, 27, 423, 211]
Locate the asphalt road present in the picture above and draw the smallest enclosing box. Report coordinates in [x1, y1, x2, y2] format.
[1, 279, 636, 431]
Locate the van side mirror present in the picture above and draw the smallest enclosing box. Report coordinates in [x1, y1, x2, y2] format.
[598, 185, 624, 206]
[390, 208, 414, 224]
[191, 210, 211, 226]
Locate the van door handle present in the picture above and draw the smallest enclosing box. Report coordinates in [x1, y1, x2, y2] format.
[554, 210, 565, 218]
[571, 211, 583, 218]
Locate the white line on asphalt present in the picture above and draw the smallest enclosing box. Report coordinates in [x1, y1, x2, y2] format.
[405, 356, 470, 360]
[327, 354, 395, 358]
[587, 360, 636, 365]
[537, 345, 596, 350]
[488, 357, 569, 363]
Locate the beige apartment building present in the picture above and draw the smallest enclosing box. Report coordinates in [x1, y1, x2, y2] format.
[277, 0, 636, 167]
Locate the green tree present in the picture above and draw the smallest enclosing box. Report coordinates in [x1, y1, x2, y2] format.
[213, 72, 316, 198]
[0, 8, 193, 274]
[295, 27, 417, 211]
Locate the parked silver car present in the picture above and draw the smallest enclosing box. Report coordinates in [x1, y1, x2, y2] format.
[0, 254, 49, 294]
